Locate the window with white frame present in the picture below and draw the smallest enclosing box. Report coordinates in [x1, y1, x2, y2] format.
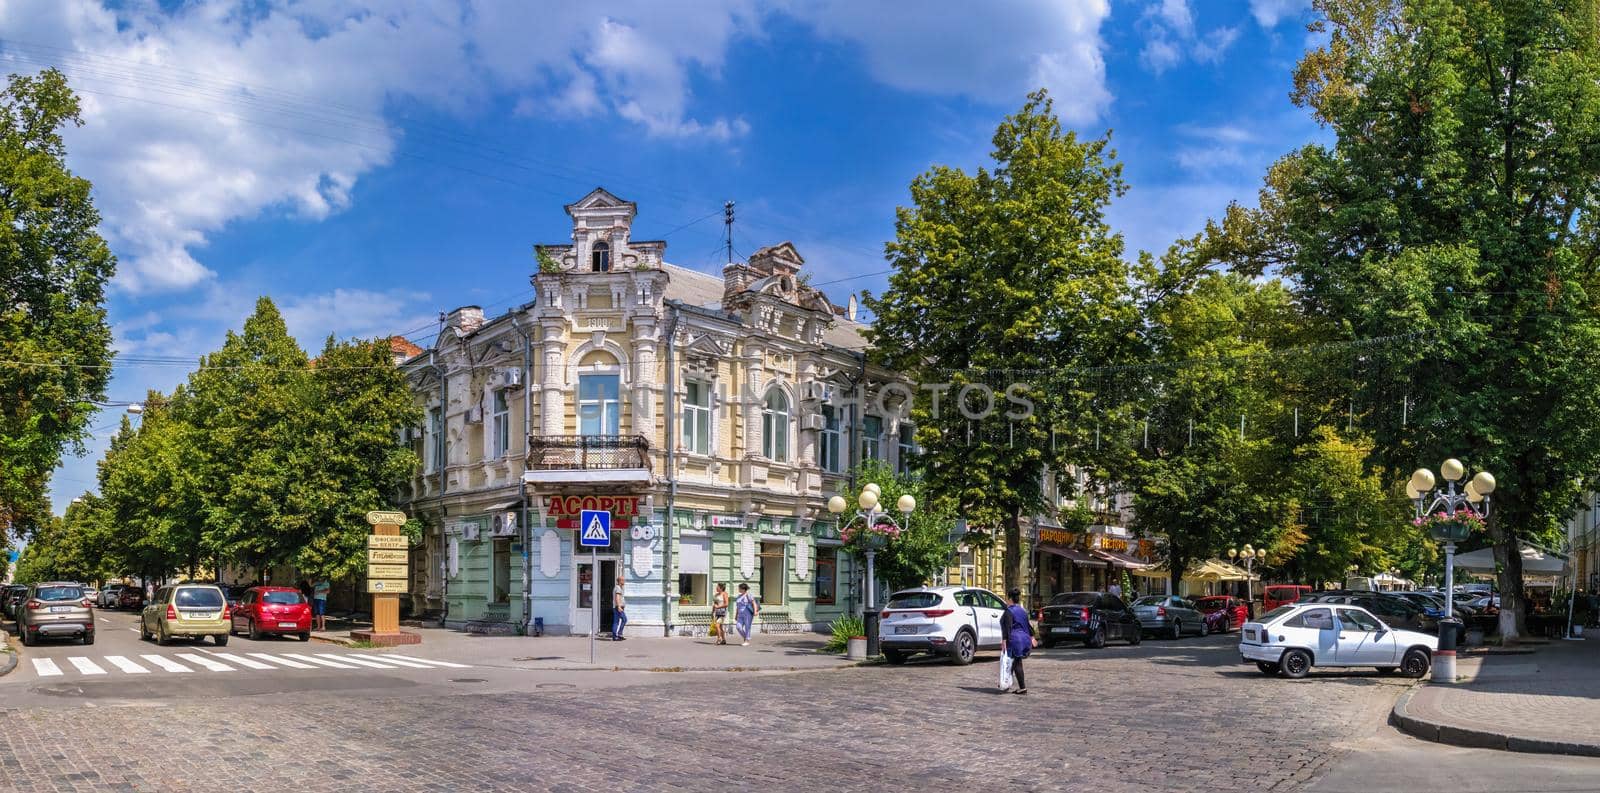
[818, 404, 842, 473]
[426, 406, 444, 472]
[683, 380, 712, 455]
[896, 422, 916, 473]
[591, 240, 611, 272]
[578, 374, 621, 436]
[762, 389, 790, 461]
[862, 415, 884, 461]
[490, 390, 511, 459]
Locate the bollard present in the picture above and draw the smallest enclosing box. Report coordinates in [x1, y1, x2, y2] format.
[1432, 617, 1460, 683]
[864, 611, 880, 658]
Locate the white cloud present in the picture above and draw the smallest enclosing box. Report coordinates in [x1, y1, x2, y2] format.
[1249, 0, 1311, 29]
[1193, 26, 1240, 64]
[279, 288, 436, 350]
[1136, 0, 1239, 74]
[784, 0, 1113, 123]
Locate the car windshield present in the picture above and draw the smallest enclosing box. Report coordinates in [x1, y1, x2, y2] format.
[1049, 593, 1099, 606]
[1133, 596, 1166, 606]
[36, 586, 84, 601]
[175, 588, 224, 608]
[885, 592, 943, 610]
[262, 591, 306, 605]
[1260, 605, 1297, 623]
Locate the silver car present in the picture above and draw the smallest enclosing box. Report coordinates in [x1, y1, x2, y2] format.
[17, 582, 95, 646]
[1132, 595, 1209, 639]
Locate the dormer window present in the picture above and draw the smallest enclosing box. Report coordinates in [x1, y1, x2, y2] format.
[592, 241, 611, 272]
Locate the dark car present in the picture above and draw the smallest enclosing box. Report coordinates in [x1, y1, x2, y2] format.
[117, 586, 146, 610]
[1038, 591, 1143, 648]
[3, 584, 28, 619]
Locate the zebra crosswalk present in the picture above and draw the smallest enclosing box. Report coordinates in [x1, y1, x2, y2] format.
[27, 650, 469, 679]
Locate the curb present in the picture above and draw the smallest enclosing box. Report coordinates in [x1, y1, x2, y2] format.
[1391, 686, 1600, 757]
[309, 634, 360, 648]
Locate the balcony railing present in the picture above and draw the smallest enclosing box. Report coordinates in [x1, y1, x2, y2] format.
[527, 434, 651, 472]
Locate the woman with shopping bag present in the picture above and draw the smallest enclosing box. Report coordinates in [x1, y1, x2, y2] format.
[999, 587, 1036, 695]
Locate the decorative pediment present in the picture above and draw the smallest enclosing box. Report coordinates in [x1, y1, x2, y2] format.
[566, 187, 635, 215]
[683, 331, 733, 358]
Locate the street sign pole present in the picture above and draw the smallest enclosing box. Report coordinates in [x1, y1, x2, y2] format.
[590, 545, 598, 665]
[577, 509, 612, 666]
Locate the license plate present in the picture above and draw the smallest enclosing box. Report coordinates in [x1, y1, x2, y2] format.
[182, 612, 214, 621]
[278, 621, 298, 628]
[894, 626, 918, 634]
[49, 606, 73, 613]
[1244, 629, 1257, 641]
[1052, 627, 1073, 634]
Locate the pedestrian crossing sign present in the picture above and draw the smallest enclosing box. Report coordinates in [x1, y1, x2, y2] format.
[579, 509, 611, 547]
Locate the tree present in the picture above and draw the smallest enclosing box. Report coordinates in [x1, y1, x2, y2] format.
[1222, 0, 1600, 639]
[0, 68, 115, 544]
[865, 90, 1143, 593]
[99, 391, 207, 580]
[841, 459, 956, 592]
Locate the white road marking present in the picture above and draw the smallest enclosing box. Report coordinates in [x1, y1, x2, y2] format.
[31, 658, 63, 677]
[330, 654, 408, 669]
[127, 628, 140, 633]
[281, 653, 359, 669]
[347, 653, 437, 669]
[385, 654, 471, 668]
[246, 652, 315, 669]
[174, 653, 235, 672]
[67, 657, 107, 675]
[139, 654, 193, 673]
[206, 652, 275, 670]
[102, 655, 150, 674]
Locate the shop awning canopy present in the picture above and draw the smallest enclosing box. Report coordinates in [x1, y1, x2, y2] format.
[1038, 545, 1108, 567]
[1131, 559, 1251, 581]
[1091, 549, 1153, 570]
[1450, 545, 1569, 575]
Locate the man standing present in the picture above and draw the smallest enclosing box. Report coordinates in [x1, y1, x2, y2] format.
[312, 578, 331, 632]
[612, 575, 627, 641]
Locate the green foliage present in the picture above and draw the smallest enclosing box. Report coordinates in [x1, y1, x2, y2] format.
[0, 68, 114, 540]
[865, 89, 1143, 592]
[842, 459, 957, 591]
[535, 247, 562, 274]
[822, 613, 866, 653]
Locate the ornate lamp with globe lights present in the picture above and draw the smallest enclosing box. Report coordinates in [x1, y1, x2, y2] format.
[1227, 544, 1268, 607]
[1407, 459, 1494, 683]
[828, 482, 915, 657]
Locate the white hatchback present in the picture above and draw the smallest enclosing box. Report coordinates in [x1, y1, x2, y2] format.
[878, 586, 1010, 666]
[1240, 602, 1437, 679]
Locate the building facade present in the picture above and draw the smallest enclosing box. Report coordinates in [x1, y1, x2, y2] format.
[400, 189, 923, 635]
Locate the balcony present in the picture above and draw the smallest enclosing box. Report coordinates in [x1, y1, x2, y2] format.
[523, 434, 652, 487]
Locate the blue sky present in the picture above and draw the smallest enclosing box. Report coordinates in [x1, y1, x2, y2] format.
[0, 0, 1326, 514]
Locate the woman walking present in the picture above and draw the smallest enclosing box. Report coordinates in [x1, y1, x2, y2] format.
[734, 583, 759, 646]
[1000, 587, 1036, 695]
[712, 583, 731, 645]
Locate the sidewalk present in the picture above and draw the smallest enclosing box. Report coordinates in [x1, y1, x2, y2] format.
[311, 619, 853, 672]
[1393, 637, 1600, 756]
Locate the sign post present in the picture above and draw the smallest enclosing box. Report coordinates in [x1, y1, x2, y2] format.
[351, 510, 421, 646]
[578, 509, 611, 665]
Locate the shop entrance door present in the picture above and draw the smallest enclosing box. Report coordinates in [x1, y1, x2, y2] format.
[574, 558, 618, 636]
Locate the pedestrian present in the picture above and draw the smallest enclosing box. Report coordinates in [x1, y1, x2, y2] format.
[312, 578, 331, 632]
[612, 575, 628, 641]
[1000, 587, 1036, 695]
[734, 582, 759, 646]
[712, 582, 730, 645]
[1108, 580, 1122, 599]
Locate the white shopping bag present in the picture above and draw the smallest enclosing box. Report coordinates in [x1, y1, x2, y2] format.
[999, 652, 1014, 691]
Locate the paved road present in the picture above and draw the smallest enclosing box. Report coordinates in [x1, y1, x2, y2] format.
[3, 616, 1597, 791]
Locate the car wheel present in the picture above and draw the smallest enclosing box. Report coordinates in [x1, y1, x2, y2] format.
[1168, 620, 1181, 640]
[1128, 627, 1142, 646]
[156, 623, 171, 647]
[140, 619, 151, 641]
[949, 630, 976, 665]
[1199, 621, 1209, 638]
[248, 619, 262, 641]
[1402, 648, 1431, 679]
[1375, 666, 1397, 675]
[1256, 661, 1280, 676]
[1085, 625, 1106, 649]
[300, 632, 311, 642]
[214, 634, 229, 647]
[83, 632, 94, 646]
[884, 649, 907, 665]
[1281, 649, 1312, 679]
[18, 629, 30, 647]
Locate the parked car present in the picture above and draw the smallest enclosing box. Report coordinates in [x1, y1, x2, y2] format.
[1467, 594, 1501, 614]
[16, 582, 95, 646]
[1132, 595, 1209, 638]
[1240, 602, 1436, 679]
[3, 584, 28, 619]
[97, 584, 125, 608]
[878, 586, 1009, 665]
[141, 583, 230, 646]
[1302, 592, 1435, 633]
[1194, 595, 1249, 633]
[231, 586, 312, 641]
[1037, 591, 1142, 648]
[1263, 584, 1312, 612]
[117, 586, 147, 610]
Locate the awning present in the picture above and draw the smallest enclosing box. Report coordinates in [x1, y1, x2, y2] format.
[1209, 560, 1257, 581]
[1450, 544, 1569, 575]
[1091, 549, 1153, 570]
[1038, 545, 1108, 567]
[1132, 560, 1249, 581]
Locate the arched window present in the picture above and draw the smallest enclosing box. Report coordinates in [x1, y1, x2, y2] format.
[591, 241, 611, 272]
[762, 389, 790, 461]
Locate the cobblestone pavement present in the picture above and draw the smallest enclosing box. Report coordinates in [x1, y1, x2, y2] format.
[0, 635, 1420, 792]
[1403, 639, 1600, 751]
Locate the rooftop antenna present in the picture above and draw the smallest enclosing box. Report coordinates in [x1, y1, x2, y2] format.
[724, 200, 735, 264]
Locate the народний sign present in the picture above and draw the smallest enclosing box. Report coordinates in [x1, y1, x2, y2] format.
[366, 579, 409, 594]
[367, 535, 408, 549]
[366, 564, 409, 579]
[367, 549, 408, 564]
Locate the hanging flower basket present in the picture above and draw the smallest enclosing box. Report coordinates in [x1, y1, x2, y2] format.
[841, 519, 899, 554]
[1414, 509, 1486, 543]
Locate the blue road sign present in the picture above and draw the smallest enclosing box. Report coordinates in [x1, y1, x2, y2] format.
[579, 509, 611, 547]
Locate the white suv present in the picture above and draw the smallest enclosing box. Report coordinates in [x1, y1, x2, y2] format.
[1240, 602, 1436, 679]
[879, 586, 1009, 665]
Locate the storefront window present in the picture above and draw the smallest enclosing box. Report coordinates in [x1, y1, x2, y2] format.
[678, 573, 708, 605]
[570, 532, 621, 555]
[815, 547, 836, 605]
[758, 540, 786, 606]
[492, 537, 510, 603]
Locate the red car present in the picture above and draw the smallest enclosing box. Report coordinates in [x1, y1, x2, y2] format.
[1264, 584, 1312, 612]
[230, 586, 312, 641]
[1194, 595, 1249, 633]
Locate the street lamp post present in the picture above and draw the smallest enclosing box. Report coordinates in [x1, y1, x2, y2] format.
[1408, 459, 1495, 684]
[1228, 544, 1268, 608]
[829, 483, 915, 658]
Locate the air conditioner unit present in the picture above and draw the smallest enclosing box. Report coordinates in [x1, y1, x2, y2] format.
[801, 382, 828, 402]
[466, 405, 484, 424]
[498, 368, 523, 389]
[492, 510, 518, 536]
[800, 413, 826, 431]
[462, 523, 481, 541]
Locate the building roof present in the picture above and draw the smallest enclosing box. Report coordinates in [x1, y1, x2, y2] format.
[389, 336, 425, 361]
[661, 263, 726, 309]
